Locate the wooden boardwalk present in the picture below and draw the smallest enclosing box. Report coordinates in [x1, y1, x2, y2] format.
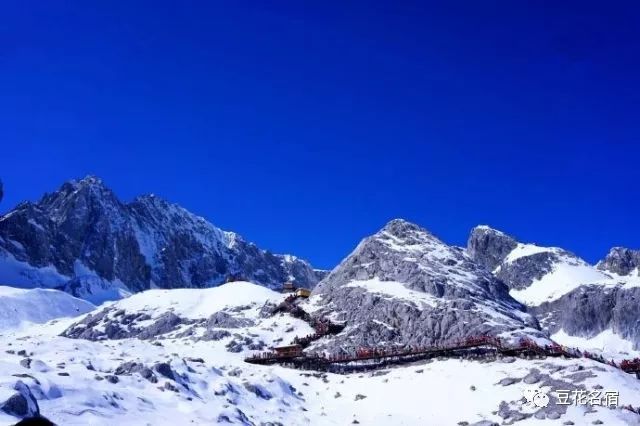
[247, 295, 640, 376]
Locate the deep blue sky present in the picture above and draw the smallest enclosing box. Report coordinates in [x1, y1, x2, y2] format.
[1, 2, 639, 269]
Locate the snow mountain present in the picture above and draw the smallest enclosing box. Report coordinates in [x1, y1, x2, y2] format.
[0, 176, 324, 303]
[467, 225, 611, 305]
[467, 225, 640, 350]
[309, 219, 545, 351]
[2, 281, 640, 425]
[1, 221, 640, 424]
[598, 247, 640, 276]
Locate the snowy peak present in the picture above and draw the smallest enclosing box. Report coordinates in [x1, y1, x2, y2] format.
[597, 247, 640, 276]
[128, 192, 233, 256]
[467, 225, 613, 306]
[311, 219, 543, 350]
[377, 218, 445, 246]
[0, 176, 323, 300]
[380, 218, 432, 237]
[372, 219, 454, 258]
[467, 225, 518, 271]
[319, 219, 510, 299]
[473, 224, 513, 238]
[466, 226, 640, 351]
[40, 175, 120, 210]
[74, 175, 105, 186]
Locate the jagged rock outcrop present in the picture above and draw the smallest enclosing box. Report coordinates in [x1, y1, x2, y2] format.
[467, 226, 518, 272]
[0, 381, 40, 419]
[467, 226, 607, 294]
[0, 176, 325, 302]
[467, 226, 640, 349]
[530, 285, 640, 350]
[309, 219, 544, 351]
[597, 247, 640, 276]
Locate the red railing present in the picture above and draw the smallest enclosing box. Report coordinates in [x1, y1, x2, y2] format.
[250, 295, 640, 376]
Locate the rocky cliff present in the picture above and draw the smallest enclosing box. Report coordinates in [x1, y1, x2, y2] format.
[0, 176, 324, 302]
[308, 219, 544, 351]
[597, 247, 640, 276]
[467, 225, 640, 349]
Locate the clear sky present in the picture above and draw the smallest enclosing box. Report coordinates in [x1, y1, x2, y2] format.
[1, 1, 639, 269]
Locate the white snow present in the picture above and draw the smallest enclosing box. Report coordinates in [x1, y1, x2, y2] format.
[378, 230, 451, 260]
[607, 269, 640, 289]
[509, 256, 612, 306]
[1, 325, 638, 425]
[27, 219, 45, 232]
[113, 281, 283, 320]
[67, 261, 132, 304]
[552, 329, 640, 360]
[0, 286, 94, 331]
[475, 225, 510, 237]
[505, 243, 559, 263]
[345, 278, 438, 308]
[498, 239, 640, 306]
[0, 283, 639, 425]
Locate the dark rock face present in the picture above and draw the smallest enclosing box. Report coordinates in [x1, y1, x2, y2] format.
[467, 226, 585, 291]
[597, 247, 640, 276]
[467, 226, 518, 271]
[0, 381, 40, 419]
[494, 252, 558, 291]
[114, 361, 158, 383]
[468, 226, 640, 349]
[467, 226, 610, 293]
[311, 219, 544, 351]
[531, 285, 640, 349]
[154, 362, 176, 380]
[0, 176, 324, 300]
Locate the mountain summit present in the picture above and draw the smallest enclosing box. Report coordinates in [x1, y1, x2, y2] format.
[310, 219, 543, 350]
[467, 225, 640, 350]
[597, 247, 640, 276]
[0, 176, 324, 302]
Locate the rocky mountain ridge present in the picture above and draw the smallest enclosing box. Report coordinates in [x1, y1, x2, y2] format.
[0, 176, 324, 302]
[467, 225, 640, 349]
[309, 219, 545, 351]
[1, 213, 640, 424]
[598, 247, 640, 276]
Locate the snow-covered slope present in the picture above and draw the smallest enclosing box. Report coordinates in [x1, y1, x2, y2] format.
[506, 248, 611, 305]
[0, 286, 94, 331]
[0, 176, 325, 302]
[110, 281, 283, 319]
[551, 329, 640, 360]
[62, 281, 314, 345]
[1, 281, 640, 425]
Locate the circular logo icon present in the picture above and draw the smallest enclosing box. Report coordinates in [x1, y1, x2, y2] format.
[522, 387, 550, 408]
